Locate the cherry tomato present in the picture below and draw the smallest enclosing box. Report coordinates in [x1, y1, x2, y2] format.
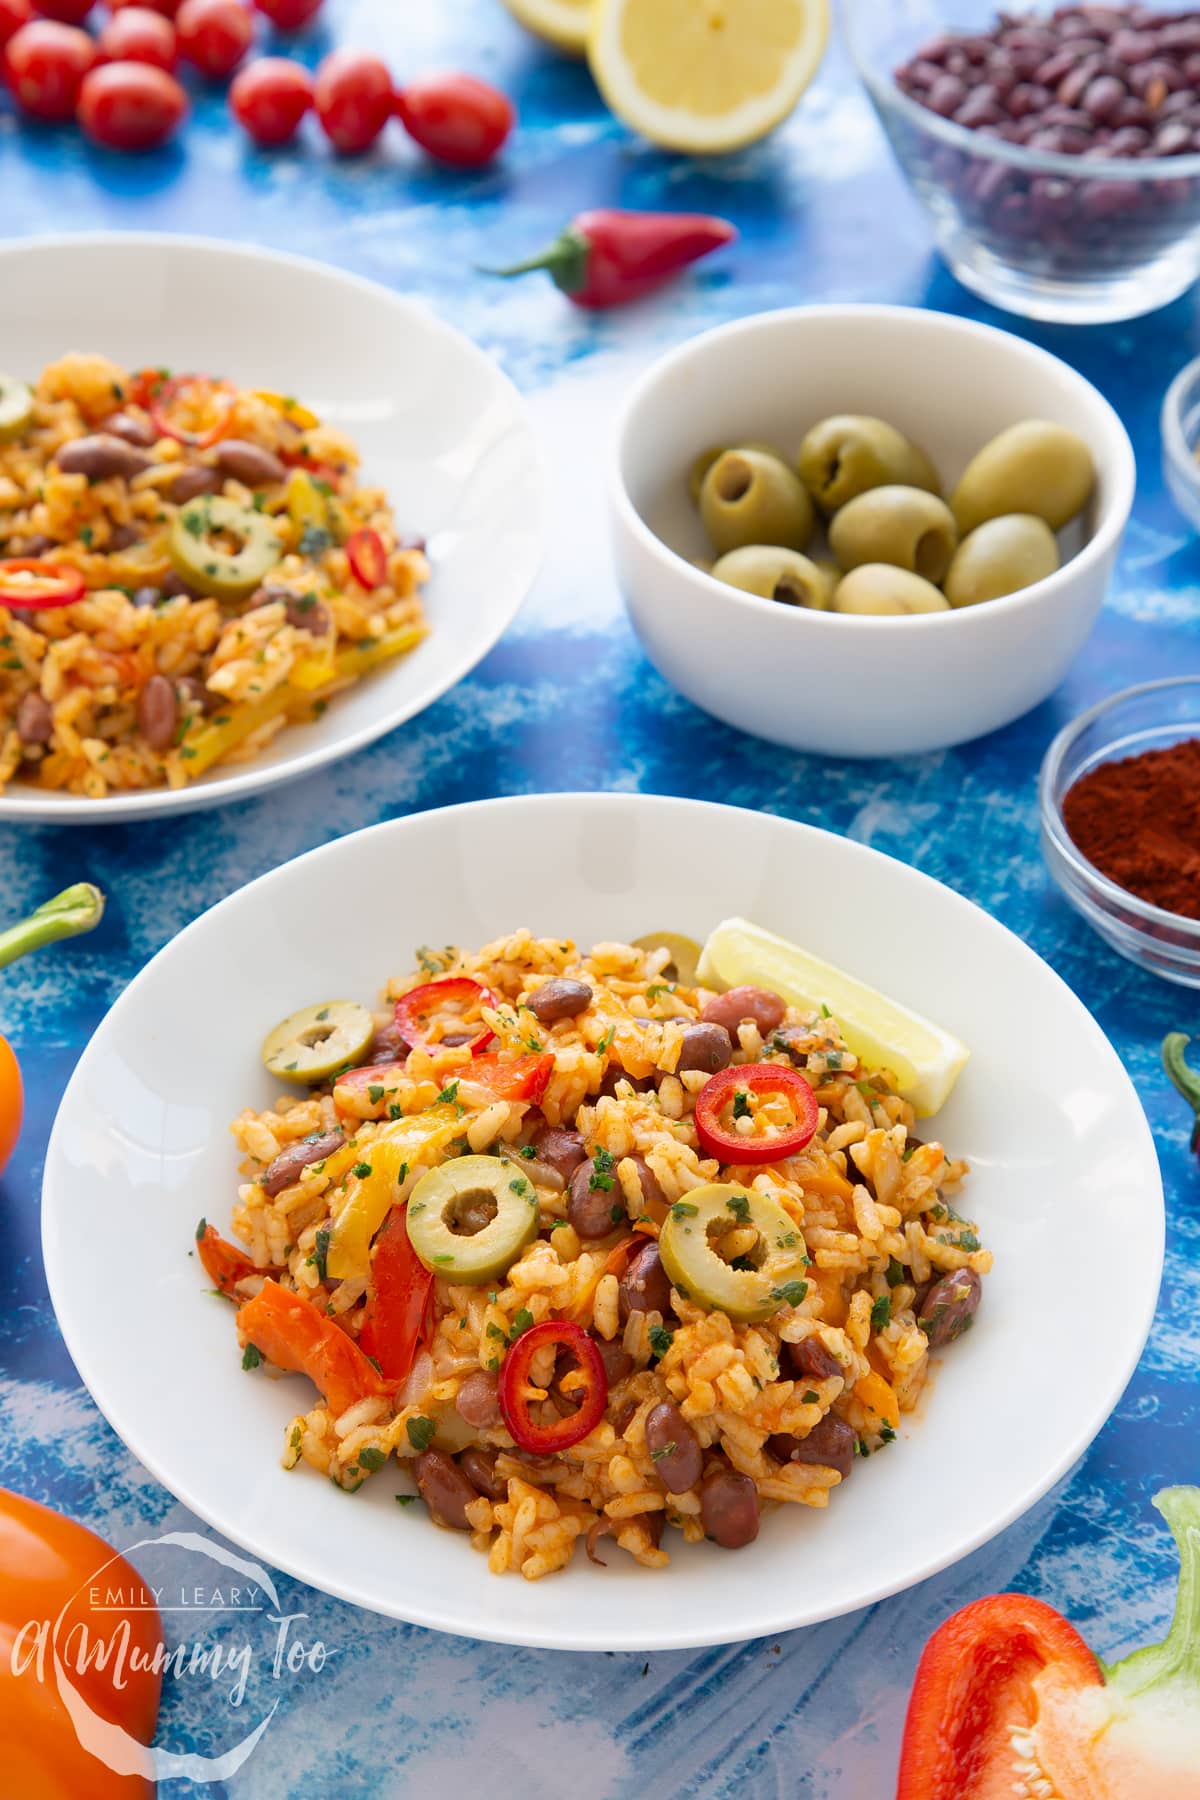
[253, 0, 322, 28]
[0, 0, 34, 50]
[30, 0, 92, 22]
[77, 60, 186, 149]
[229, 52, 311, 144]
[108, 0, 180, 16]
[97, 5, 177, 70]
[4, 19, 96, 120]
[0, 1039, 22, 1175]
[396, 71, 514, 169]
[175, 0, 252, 80]
[313, 47, 392, 155]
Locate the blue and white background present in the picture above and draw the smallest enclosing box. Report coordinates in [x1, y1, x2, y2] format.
[2, 1, 1199, 1793]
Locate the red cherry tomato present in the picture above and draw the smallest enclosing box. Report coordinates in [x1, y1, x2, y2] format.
[108, 0, 180, 16]
[97, 5, 177, 70]
[396, 71, 514, 169]
[252, 0, 321, 28]
[313, 47, 392, 155]
[77, 60, 186, 149]
[0, 0, 34, 50]
[175, 0, 252, 80]
[228, 53, 310, 144]
[4, 19, 96, 119]
[30, 0, 92, 22]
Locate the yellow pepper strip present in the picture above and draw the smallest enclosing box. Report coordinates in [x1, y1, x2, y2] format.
[253, 390, 320, 429]
[854, 1369, 900, 1432]
[285, 468, 330, 532]
[180, 626, 427, 779]
[326, 1106, 465, 1284]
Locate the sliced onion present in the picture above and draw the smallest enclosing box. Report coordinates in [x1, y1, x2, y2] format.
[398, 1347, 433, 1409]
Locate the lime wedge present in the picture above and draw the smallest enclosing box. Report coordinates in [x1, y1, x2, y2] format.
[697, 916, 968, 1119]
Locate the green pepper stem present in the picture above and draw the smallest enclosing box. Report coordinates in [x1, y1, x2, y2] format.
[1104, 1487, 1200, 1700]
[0, 883, 105, 970]
[1163, 1033, 1200, 1150]
[479, 226, 591, 296]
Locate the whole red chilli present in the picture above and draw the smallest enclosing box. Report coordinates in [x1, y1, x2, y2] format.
[490, 209, 738, 309]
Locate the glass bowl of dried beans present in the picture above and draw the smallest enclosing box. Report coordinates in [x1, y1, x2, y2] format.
[1040, 676, 1200, 985]
[845, 1, 1200, 324]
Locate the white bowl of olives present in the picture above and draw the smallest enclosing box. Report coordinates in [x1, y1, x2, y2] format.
[610, 305, 1135, 759]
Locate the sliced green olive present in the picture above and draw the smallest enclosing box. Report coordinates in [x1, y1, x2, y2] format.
[632, 931, 705, 986]
[405, 1155, 539, 1284]
[262, 1000, 374, 1084]
[169, 495, 283, 601]
[0, 373, 35, 443]
[658, 1183, 810, 1322]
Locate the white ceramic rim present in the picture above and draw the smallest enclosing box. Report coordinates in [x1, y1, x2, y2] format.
[610, 303, 1136, 638]
[0, 231, 546, 824]
[42, 793, 1164, 1649]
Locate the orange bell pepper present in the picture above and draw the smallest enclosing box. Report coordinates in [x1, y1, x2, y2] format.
[237, 1279, 393, 1418]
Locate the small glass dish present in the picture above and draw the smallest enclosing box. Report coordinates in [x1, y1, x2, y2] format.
[1040, 677, 1200, 987]
[1162, 353, 1200, 531]
[844, 0, 1200, 325]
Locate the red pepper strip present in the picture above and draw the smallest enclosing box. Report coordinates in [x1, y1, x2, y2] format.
[333, 1058, 410, 1117]
[346, 527, 388, 590]
[195, 1220, 258, 1298]
[393, 976, 498, 1057]
[488, 209, 737, 310]
[498, 1318, 608, 1455]
[467, 1051, 555, 1105]
[694, 1063, 819, 1166]
[0, 559, 85, 610]
[236, 1278, 392, 1419]
[896, 1593, 1102, 1800]
[148, 372, 234, 448]
[358, 1205, 432, 1382]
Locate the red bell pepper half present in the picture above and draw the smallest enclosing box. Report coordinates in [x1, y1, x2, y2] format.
[236, 1278, 392, 1419]
[358, 1204, 432, 1382]
[897, 1486, 1200, 1799]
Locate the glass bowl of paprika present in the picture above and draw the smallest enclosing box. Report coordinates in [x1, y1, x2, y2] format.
[1040, 676, 1200, 987]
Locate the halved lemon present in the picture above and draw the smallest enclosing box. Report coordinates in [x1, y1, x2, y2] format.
[697, 917, 969, 1119]
[588, 0, 829, 154]
[501, 0, 592, 55]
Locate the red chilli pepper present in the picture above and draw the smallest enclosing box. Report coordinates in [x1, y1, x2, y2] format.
[694, 1063, 819, 1166]
[148, 372, 234, 448]
[499, 1318, 607, 1455]
[358, 1204, 432, 1382]
[346, 527, 388, 590]
[488, 208, 737, 310]
[0, 559, 85, 610]
[897, 1593, 1103, 1799]
[195, 1220, 258, 1297]
[467, 1051, 555, 1105]
[393, 976, 497, 1057]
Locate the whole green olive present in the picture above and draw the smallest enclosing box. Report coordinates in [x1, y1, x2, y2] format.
[943, 514, 1060, 608]
[833, 565, 951, 617]
[700, 449, 815, 555]
[951, 421, 1095, 535]
[827, 485, 959, 583]
[688, 440, 788, 506]
[711, 545, 833, 610]
[797, 415, 941, 514]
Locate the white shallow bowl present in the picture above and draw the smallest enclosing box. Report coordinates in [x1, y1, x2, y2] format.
[44, 794, 1162, 1651]
[0, 234, 544, 823]
[611, 306, 1135, 759]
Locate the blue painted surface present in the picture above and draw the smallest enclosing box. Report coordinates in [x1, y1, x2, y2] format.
[1, 2, 1199, 1794]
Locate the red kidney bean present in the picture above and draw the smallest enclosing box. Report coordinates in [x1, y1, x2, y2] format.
[528, 1124, 586, 1184]
[927, 71, 968, 114]
[131, 586, 163, 609]
[248, 581, 331, 635]
[786, 1335, 846, 1386]
[644, 1401, 702, 1494]
[414, 1449, 477, 1530]
[458, 1447, 506, 1502]
[618, 1240, 673, 1322]
[700, 1468, 759, 1549]
[1083, 71, 1129, 115]
[1009, 79, 1053, 113]
[675, 1022, 733, 1076]
[137, 673, 178, 751]
[169, 465, 222, 505]
[454, 1369, 502, 1429]
[368, 1019, 409, 1063]
[214, 439, 286, 487]
[261, 1130, 343, 1197]
[161, 570, 201, 599]
[598, 1063, 655, 1097]
[700, 985, 786, 1037]
[769, 1416, 857, 1481]
[15, 691, 53, 745]
[955, 86, 1006, 125]
[918, 1267, 983, 1347]
[108, 522, 140, 552]
[568, 1160, 624, 1241]
[56, 434, 152, 482]
[524, 977, 594, 1023]
[591, 1336, 634, 1387]
[104, 410, 156, 448]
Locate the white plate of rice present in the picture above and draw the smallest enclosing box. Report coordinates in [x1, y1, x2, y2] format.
[0, 235, 543, 822]
[42, 794, 1163, 1650]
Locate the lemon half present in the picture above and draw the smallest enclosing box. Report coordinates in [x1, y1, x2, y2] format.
[589, 0, 829, 154]
[697, 917, 969, 1118]
[502, 0, 592, 54]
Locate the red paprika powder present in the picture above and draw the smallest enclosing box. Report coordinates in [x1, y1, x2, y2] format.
[1062, 738, 1200, 920]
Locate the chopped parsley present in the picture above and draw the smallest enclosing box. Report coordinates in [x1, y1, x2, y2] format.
[241, 1344, 261, 1371]
[649, 1442, 676, 1463]
[771, 1280, 809, 1308]
[436, 1081, 461, 1108]
[357, 1446, 386, 1472]
[194, 1217, 207, 1241]
[389, 1103, 404, 1120]
[299, 524, 333, 556]
[880, 1424, 897, 1444]
[368, 1084, 385, 1105]
[609, 1204, 625, 1224]
[519, 1145, 537, 1160]
[405, 1416, 436, 1452]
[596, 1027, 615, 1055]
[958, 1230, 981, 1253]
[394, 1494, 417, 1506]
[306, 1226, 331, 1282]
[352, 1162, 373, 1180]
[648, 1324, 673, 1360]
[509, 1307, 534, 1340]
[726, 1193, 751, 1223]
[509, 1177, 530, 1197]
[885, 1257, 906, 1288]
[671, 1201, 698, 1221]
[870, 1295, 892, 1333]
[802, 1390, 819, 1404]
[731, 1090, 752, 1120]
